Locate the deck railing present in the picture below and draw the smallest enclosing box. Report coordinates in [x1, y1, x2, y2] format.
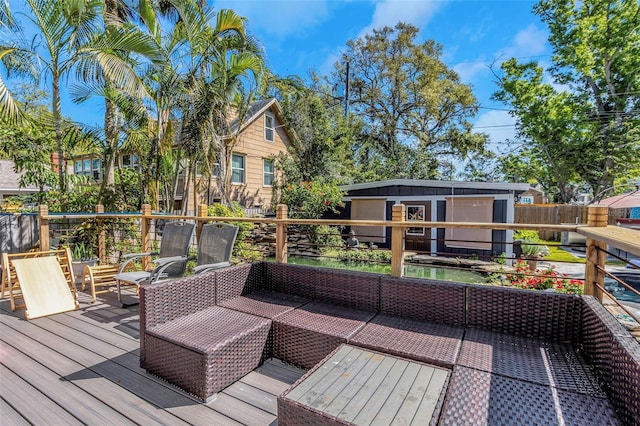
[35, 203, 640, 324]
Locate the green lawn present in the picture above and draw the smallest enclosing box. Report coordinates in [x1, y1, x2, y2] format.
[542, 242, 586, 263]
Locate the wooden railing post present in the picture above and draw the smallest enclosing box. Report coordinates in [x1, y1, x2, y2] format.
[585, 206, 608, 301]
[197, 204, 208, 243]
[276, 204, 288, 263]
[39, 204, 50, 251]
[141, 204, 152, 271]
[391, 204, 406, 277]
[96, 204, 106, 264]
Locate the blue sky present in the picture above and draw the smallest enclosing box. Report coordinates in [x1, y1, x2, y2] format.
[210, 0, 551, 155]
[7, 0, 552, 157]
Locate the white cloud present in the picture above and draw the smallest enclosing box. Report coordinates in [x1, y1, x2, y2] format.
[473, 110, 517, 151]
[453, 60, 489, 84]
[455, 24, 549, 84]
[358, 0, 444, 38]
[212, 0, 331, 39]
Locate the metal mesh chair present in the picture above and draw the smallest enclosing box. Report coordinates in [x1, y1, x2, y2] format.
[193, 222, 239, 274]
[114, 221, 194, 306]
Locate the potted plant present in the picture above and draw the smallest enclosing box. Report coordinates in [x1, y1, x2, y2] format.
[71, 242, 98, 282]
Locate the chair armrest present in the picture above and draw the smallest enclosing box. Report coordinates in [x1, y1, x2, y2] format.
[147, 256, 188, 283]
[193, 262, 230, 274]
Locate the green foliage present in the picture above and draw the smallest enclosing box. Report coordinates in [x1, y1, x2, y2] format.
[310, 225, 345, 254]
[334, 249, 392, 264]
[281, 181, 345, 219]
[207, 202, 262, 260]
[44, 175, 100, 212]
[494, 0, 640, 199]
[514, 230, 541, 242]
[336, 22, 487, 180]
[71, 241, 96, 261]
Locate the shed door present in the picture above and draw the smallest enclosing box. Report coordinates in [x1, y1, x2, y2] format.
[351, 199, 386, 243]
[405, 202, 431, 252]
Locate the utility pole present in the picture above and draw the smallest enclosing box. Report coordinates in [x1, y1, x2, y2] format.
[344, 61, 350, 117]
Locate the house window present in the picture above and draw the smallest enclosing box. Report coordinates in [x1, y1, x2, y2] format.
[74, 158, 101, 180]
[121, 154, 138, 169]
[231, 154, 245, 184]
[263, 159, 274, 186]
[212, 162, 221, 178]
[265, 113, 274, 142]
[92, 159, 102, 180]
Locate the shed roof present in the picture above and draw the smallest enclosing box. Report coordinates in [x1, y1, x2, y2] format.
[341, 179, 531, 193]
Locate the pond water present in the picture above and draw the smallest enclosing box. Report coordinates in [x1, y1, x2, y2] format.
[285, 257, 487, 284]
[604, 272, 640, 304]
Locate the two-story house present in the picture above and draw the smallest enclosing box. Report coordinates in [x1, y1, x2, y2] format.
[70, 98, 294, 213]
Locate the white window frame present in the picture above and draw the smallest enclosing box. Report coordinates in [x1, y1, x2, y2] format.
[121, 154, 138, 169]
[406, 205, 426, 236]
[231, 153, 246, 184]
[264, 113, 275, 142]
[263, 159, 274, 187]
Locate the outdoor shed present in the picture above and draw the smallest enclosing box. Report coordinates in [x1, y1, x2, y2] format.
[339, 179, 531, 262]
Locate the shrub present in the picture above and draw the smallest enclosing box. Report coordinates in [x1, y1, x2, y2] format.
[207, 202, 262, 261]
[494, 260, 584, 295]
[281, 181, 344, 219]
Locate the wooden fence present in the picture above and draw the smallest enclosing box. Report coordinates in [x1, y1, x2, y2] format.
[515, 205, 631, 240]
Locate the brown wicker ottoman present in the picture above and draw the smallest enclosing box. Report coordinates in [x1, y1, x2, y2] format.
[273, 301, 375, 370]
[278, 344, 450, 426]
[348, 314, 464, 368]
[143, 305, 271, 401]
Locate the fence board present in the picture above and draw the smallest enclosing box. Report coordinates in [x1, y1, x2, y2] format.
[514, 205, 630, 240]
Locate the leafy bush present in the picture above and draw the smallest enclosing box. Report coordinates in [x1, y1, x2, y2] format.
[337, 249, 392, 263]
[207, 202, 262, 261]
[281, 181, 344, 219]
[310, 225, 345, 253]
[492, 260, 584, 295]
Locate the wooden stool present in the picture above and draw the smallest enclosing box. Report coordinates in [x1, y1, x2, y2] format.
[81, 264, 130, 303]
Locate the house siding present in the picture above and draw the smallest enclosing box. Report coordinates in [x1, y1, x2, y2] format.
[231, 109, 291, 208]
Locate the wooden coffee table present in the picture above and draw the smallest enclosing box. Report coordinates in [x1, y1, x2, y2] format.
[278, 344, 450, 425]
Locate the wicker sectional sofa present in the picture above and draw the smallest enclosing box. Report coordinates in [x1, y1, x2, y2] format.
[139, 261, 639, 424]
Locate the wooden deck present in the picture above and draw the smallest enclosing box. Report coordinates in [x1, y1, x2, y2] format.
[0, 291, 304, 425]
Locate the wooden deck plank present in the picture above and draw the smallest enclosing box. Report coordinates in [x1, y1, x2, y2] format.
[207, 393, 276, 425]
[0, 397, 30, 426]
[0, 364, 83, 425]
[48, 309, 140, 352]
[1, 342, 135, 425]
[223, 381, 281, 415]
[0, 312, 189, 425]
[0, 305, 237, 425]
[255, 358, 306, 384]
[239, 370, 295, 396]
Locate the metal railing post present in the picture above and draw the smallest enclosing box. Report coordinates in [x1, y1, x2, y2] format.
[585, 206, 608, 301]
[391, 204, 405, 277]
